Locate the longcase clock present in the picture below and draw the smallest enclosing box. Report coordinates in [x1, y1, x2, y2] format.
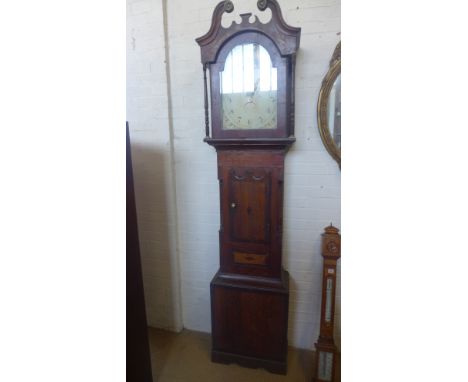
[196, 0, 301, 374]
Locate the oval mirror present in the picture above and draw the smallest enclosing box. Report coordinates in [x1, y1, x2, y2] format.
[318, 42, 341, 168]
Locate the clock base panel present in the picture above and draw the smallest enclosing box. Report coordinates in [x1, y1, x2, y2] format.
[210, 269, 289, 375]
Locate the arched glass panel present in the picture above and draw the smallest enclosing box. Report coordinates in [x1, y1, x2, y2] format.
[220, 43, 277, 130]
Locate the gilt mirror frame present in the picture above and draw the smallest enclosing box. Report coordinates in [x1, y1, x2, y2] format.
[317, 41, 341, 169]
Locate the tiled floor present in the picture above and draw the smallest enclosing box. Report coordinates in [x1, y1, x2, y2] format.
[148, 328, 340, 382]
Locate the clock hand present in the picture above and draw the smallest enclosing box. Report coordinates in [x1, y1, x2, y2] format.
[253, 79, 260, 96]
[244, 80, 260, 106]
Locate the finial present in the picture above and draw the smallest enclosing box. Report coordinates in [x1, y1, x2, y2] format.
[324, 224, 339, 235]
[258, 0, 268, 11]
[224, 0, 234, 13]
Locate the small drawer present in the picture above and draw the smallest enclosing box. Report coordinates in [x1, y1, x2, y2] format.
[233, 251, 267, 266]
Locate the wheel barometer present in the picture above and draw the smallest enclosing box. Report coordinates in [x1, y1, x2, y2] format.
[196, 0, 301, 374]
[313, 225, 341, 382]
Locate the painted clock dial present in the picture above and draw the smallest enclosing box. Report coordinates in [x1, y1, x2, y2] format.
[220, 43, 277, 130]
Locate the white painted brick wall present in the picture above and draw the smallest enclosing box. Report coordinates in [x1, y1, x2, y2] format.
[127, 0, 340, 350]
[126, 0, 183, 332]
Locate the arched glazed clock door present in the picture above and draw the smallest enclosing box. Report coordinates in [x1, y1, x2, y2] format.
[196, 0, 301, 374]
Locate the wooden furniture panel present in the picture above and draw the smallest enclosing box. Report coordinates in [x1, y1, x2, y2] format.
[212, 287, 287, 358]
[211, 270, 289, 374]
[126, 123, 153, 382]
[228, 167, 271, 243]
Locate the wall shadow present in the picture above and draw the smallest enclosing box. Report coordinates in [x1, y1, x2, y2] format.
[129, 140, 181, 334]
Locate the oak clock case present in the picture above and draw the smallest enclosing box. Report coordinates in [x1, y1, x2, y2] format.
[196, 0, 301, 375]
[317, 42, 341, 168]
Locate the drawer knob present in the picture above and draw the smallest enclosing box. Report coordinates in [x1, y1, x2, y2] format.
[231, 202, 236, 208]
